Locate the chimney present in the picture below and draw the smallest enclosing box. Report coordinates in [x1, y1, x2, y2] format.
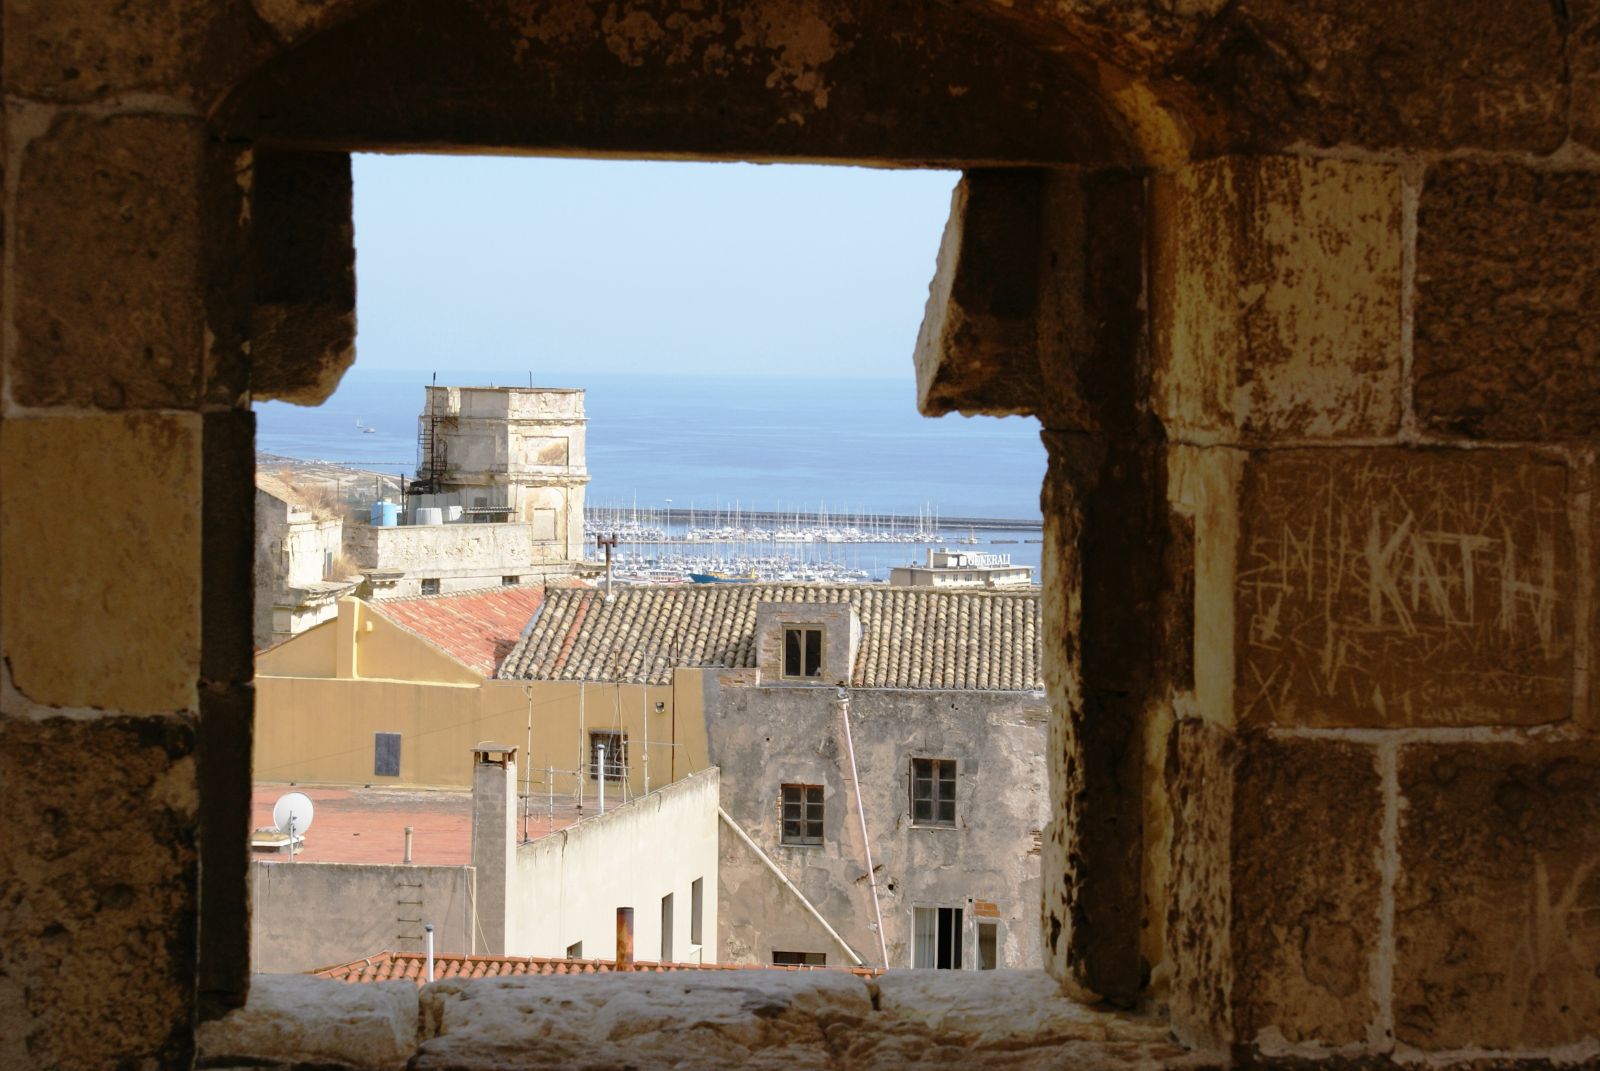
[615, 907, 634, 968]
[470, 743, 517, 955]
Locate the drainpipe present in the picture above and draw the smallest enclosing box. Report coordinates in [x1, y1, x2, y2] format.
[424, 924, 434, 983]
[597, 745, 606, 815]
[836, 687, 889, 967]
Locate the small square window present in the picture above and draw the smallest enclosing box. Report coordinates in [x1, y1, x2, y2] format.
[589, 731, 627, 782]
[780, 783, 824, 845]
[911, 757, 957, 826]
[566, 941, 583, 959]
[501, 575, 520, 586]
[420, 578, 440, 596]
[783, 626, 822, 678]
[772, 951, 827, 966]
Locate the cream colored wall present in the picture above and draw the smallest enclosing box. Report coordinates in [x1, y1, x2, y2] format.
[254, 599, 708, 791]
[507, 769, 719, 964]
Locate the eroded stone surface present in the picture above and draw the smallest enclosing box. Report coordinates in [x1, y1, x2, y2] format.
[196, 974, 419, 1069]
[1231, 734, 1380, 1047]
[1414, 162, 1600, 440]
[1395, 742, 1600, 1051]
[414, 971, 868, 1069]
[1163, 718, 1233, 1050]
[1153, 156, 1403, 441]
[0, 713, 198, 1071]
[1236, 449, 1576, 728]
[13, 112, 205, 409]
[1, 413, 202, 713]
[1577, 0, 1600, 152]
[2, 0, 273, 103]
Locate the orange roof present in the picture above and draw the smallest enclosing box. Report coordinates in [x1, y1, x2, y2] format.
[373, 586, 546, 676]
[314, 952, 881, 984]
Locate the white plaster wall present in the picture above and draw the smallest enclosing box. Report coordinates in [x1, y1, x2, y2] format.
[282, 515, 344, 588]
[507, 769, 719, 964]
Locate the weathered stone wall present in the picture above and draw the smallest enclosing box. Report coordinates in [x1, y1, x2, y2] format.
[706, 683, 1049, 970]
[4, 0, 1598, 1066]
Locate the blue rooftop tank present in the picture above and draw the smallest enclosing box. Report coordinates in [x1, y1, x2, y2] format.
[370, 501, 399, 527]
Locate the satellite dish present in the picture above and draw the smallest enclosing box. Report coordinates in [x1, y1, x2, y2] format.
[273, 792, 314, 837]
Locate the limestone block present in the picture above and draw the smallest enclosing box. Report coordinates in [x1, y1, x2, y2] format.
[196, 975, 419, 1069]
[870, 969, 1170, 1047]
[1163, 718, 1233, 1050]
[249, 149, 357, 405]
[0, 712, 198, 1071]
[914, 170, 1042, 419]
[1573, 0, 1600, 151]
[1167, 0, 1567, 151]
[1395, 742, 1600, 1051]
[414, 971, 870, 1069]
[12, 112, 204, 409]
[1153, 156, 1403, 441]
[1414, 162, 1600, 440]
[1230, 733, 1381, 1048]
[1236, 448, 1576, 728]
[1, 413, 202, 714]
[2, 0, 272, 103]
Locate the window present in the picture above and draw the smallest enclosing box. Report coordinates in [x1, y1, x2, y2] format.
[501, 575, 520, 586]
[913, 906, 963, 969]
[589, 731, 627, 781]
[911, 757, 957, 826]
[420, 577, 440, 595]
[661, 893, 674, 961]
[780, 783, 825, 845]
[566, 941, 583, 960]
[783, 626, 822, 678]
[373, 732, 401, 777]
[977, 922, 998, 970]
[690, 878, 703, 946]
[772, 951, 827, 967]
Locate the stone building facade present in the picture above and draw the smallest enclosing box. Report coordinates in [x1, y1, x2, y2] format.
[4, 2, 1599, 1068]
[499, 583, 1049, 971]
[253, 472, 358, 647]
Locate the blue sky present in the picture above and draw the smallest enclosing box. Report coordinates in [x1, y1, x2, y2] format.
[352, 154, 960, 379]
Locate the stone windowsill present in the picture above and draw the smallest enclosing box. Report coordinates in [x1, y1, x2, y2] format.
[196, 969, 1199, 1069]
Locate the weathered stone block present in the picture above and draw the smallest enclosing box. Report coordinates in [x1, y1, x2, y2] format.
[197, 975, 418, 1069]
[13, 113, 205, 409]
[1, 413, 202, 713]
[1163, 717, 1233, 1050]
[1231, 733, 1381, 1048]
[1153, 156, 1403, 440]
[249, 149, 357, 405]
[1395, 742, 1600, 1051]
[1237, 449, 1576, 728]
[0, 712, 198, 1071]
[1573, 0, 1600, 152]
[1197, 0, 1568, 151]
[2, 0, 273, 102]
[1414, 162, 1600, 440]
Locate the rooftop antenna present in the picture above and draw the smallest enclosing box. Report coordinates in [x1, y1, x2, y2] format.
[272, 790, 314, 862]
[597, 533, 619, 602]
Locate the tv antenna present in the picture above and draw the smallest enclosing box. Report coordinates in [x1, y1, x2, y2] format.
[272, 791, 315, 862]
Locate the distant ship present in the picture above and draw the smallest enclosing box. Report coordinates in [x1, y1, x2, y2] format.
[355, 418, 377, 434]
[689, 571, 757, 584]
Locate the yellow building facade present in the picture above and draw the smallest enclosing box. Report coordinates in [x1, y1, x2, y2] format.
[255, 597, 710, 796]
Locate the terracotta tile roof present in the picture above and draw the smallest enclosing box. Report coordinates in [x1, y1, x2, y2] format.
[315, 952, 881, 984]
[498, 584, 1042, 691]
[372, 586, 547, 676]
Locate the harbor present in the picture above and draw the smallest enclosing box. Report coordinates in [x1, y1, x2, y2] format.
[584, 502, 1043, 585]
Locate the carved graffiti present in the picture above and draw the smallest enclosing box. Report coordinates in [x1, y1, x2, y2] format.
[1237, 450, 1574, 727]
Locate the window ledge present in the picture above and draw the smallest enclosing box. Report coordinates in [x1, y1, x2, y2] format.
[197, 969, 1192, 1070]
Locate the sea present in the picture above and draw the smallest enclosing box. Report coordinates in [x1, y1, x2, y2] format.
[256, 367, 1047, 581]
